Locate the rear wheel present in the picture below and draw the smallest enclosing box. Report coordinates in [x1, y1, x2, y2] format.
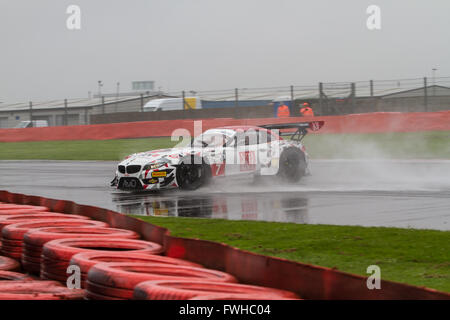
[277, 148, 307, 182]
[176, 156, 211, 190]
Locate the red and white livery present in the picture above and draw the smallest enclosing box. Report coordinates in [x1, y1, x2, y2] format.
[111, 121, 324, 191]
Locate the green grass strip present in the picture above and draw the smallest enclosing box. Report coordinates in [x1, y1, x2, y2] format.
[0, 131, 449, 160]
[133, 216, 450, 292]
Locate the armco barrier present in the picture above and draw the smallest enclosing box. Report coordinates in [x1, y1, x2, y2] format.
[1, 111, 449, 142]
[0, 190, 449, 300]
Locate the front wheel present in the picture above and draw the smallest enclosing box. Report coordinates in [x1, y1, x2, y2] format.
[277, 148, 307, 183]
[176, 156, 211, 190]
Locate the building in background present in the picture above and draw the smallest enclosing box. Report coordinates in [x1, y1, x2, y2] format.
[0, 81, 449, 128]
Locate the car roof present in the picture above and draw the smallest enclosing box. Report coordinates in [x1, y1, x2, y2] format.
[216, 125, 266, 131]
[212, 125, 282, 139]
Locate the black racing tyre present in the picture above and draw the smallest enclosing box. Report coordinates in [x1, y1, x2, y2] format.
[176, 156, 211, 190]
[277, 147, 307, 182]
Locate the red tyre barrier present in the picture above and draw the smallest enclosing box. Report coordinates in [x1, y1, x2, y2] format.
[0, 249, 22, 260]
[41, 270, 69, 283]
[22, 226, 136, 274]
[0, 204, 49, 212]
[3, 219, 108, 241]
[87, 262, 237, 299]
[0, 255, 21, 271]
[41, 238, 164, 283]
[133, 280, 300, 300]
[43, 238, 163, 262]
[0, 213, 90, 231]
[3, 190, 450, 300]
[0, 270, 34, 281]
[71, 251, 202, 276]
[21, 259, 41, 274]
[86, 280, 134, 299]
[0, 244, 22, 252]
[0, 280, 85, 300]
[0, 217, 98, 260]
[0, 209, 52, 216]
[85, 290, 121, 300]
[70, 251, 203, 288]
[1, 238, 23, 246]
[22, 254, 41, 264]
[25, 226, 139, 245]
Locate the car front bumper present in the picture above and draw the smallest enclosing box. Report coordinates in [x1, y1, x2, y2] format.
[114, 167, 178, 191]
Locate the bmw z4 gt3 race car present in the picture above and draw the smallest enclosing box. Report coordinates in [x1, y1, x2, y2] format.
[111, 121, 324, 191]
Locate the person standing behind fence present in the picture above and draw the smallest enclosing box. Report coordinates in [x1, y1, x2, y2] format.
[300, 102, 314, 116]
[277, 102, 290, 118]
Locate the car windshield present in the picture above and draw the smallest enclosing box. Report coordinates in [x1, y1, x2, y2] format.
[15, 121, 30, 128]
[192, 133, 231, 148]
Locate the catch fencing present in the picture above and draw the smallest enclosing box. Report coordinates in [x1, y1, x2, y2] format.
[1, 110, 449, 142]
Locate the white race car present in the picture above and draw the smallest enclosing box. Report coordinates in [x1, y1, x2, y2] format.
[111, 121, 324, 191]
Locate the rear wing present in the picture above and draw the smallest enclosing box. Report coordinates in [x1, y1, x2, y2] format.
[259, 121, 324, 142]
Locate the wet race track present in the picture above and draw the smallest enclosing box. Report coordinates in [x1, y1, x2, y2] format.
[0, 160, 449, 230]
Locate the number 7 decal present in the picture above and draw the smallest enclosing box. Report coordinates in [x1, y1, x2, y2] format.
[211, 163, 225, 176]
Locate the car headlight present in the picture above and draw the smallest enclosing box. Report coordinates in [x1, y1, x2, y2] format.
[143, 162, 167, 170]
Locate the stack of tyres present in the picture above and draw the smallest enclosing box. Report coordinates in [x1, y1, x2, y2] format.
[1, 220, 109, 274]
[0, 281, 85, 300]
[86, 262, 237, 300]
[0, 204, 49, 215]
[70, 251, 202, 287]
[23, 226, 139, 276]
[41, 238, 164, 284]
[0, 214, 90, 259]
[0, 204, 49, 251]
[133, 280, 301, 300]
[0, 270, 34, 281]
[0, 213, 90, 231]
[0, 255, 21, 272]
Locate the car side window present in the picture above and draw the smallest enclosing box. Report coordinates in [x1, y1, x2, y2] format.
[233, 129, 260, 147]
[245, 130, 259, 146]
[258, 130, 272, 144]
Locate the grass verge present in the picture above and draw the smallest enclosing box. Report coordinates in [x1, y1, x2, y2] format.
[0, 131, 449, 160]
[133, 215, 450, 292]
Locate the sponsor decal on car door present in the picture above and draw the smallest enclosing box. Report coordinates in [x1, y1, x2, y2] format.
[239, 150, 256, 172]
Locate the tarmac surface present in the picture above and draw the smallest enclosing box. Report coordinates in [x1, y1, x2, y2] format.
[0, 160, 449, 230]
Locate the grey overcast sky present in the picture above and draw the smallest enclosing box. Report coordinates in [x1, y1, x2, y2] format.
[0, 0, 449, 103]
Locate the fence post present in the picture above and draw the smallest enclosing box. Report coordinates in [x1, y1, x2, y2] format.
[290, 85, 294, 116]
[182, 91, 186, 110]
[370, 80, 374, 97]
[234, 88, 239, 118]
[64, 99, 68, 126]
[29, 101, 33, 125]
[423, 77, 428, 112]
[351, 82, 356, 114]
[140, 94, 144, 112]
[318, 82, 323, 115]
